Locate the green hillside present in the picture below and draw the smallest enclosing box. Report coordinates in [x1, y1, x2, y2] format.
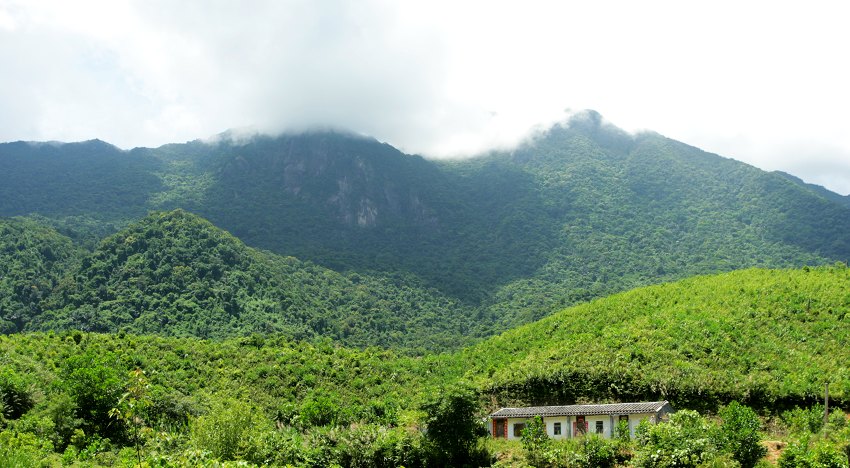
[0, 140, 162, 219]
[461, 266, 850, 411]
[2, 267, 850, 465]
[0, 331, 450, 466]
[477, 114, 848, 329]
[30, 210, 479, 351]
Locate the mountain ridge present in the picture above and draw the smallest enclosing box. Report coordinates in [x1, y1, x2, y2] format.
[2, 111, 849, 338]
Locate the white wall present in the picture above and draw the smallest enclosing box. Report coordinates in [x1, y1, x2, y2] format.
[498, 412, 660, 440]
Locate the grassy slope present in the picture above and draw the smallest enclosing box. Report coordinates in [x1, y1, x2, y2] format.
[460, 266, 850, 412]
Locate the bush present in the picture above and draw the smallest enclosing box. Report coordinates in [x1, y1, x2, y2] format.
[717, 401, 766, 468]
[241, 426, 307, 467]
[634, 410, 720, 468]
[0, 367, 34, 420]
[190, 397, 269, 461]
[421, 384, 489, 467]
[521, 415, 550, 467]
[299, 392, 342, 427]
[60, 350, 125, 440]
[778, 436, 848, 468]
[572, 434, 617, 468]
[337, 423, 426, 468]
[0, 430, 53, 467]
[781, 405, 825, 435]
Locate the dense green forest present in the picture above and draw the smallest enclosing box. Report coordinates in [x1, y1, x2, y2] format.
[0, 218, 83, 334]
[11, 210, 478, 352]
[3, 112, 850, 335]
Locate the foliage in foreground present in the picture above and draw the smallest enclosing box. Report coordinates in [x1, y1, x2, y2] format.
[1, 326, 846, 467]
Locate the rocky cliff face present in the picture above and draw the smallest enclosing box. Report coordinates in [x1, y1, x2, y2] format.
[205, 132, 442, 230]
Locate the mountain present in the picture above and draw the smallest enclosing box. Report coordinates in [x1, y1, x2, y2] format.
[775, 170, 850, 209]
[0, 139, 162, 218]
[31, 210, 479, 351]
[3, 111, 850, 336]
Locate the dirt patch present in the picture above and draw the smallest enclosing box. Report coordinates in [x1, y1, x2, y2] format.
[764, 440, 786, 465]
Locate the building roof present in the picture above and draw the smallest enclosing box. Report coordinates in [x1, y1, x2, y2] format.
[490, 401, 670, 418]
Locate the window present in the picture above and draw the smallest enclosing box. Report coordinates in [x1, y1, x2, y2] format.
[595, 421, 604, 434]
[553, 422, 561, 435]
[513, 423, 526, 437]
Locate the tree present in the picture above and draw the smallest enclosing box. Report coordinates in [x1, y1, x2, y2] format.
[521, 415, 551, 467]
[716, 401, 766, 468]
[421, 385, 488, 467]
[60, 350, 124, 440]
[109, 368, 152, 465]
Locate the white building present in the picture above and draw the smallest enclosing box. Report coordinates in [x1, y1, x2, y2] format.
[488, 401, 672, 440]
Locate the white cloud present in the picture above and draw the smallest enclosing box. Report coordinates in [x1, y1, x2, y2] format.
[1, 0, 849, 194]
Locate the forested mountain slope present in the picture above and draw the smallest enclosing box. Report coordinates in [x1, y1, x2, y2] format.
[0, 218, 83, 333]
[29, 210, 478, 351]
[2, 112, 849, 334]
[460, 265, 850, 411]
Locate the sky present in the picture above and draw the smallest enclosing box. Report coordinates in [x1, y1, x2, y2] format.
[1, 1, 849, 194]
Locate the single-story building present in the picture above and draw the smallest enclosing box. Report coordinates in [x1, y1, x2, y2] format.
[488, 400, 672, 440]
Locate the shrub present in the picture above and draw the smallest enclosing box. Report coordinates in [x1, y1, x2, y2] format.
[573, 434, 617, 468]
[717, 401, 767, 468]
[337, 423, 426, 468]
[778, 436, 848, 468]
[633, 410, 720, 467]
[0, 367, 34, 420]
[421, 384, 489, 467]
[60, 350, 125, 440]
[781, 405, 825, 435]
[521, 415, 550, 467]
[190, 397, 269, 461]
[0, 430, 53, 468]
[299, 392, 342, 427]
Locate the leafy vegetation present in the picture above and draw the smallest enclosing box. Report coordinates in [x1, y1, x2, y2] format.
[3, 114, 850, 465]
[457, 266, 850, 412]
[0, 330, 470, 466]
[26, 210, 481, 351]
[4, 114, 850, 336]
[0, 218, 82, 333]
[5, 267, 850, 466]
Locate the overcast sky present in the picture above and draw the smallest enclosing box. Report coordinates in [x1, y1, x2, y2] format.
[2, 1, 849, 194]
